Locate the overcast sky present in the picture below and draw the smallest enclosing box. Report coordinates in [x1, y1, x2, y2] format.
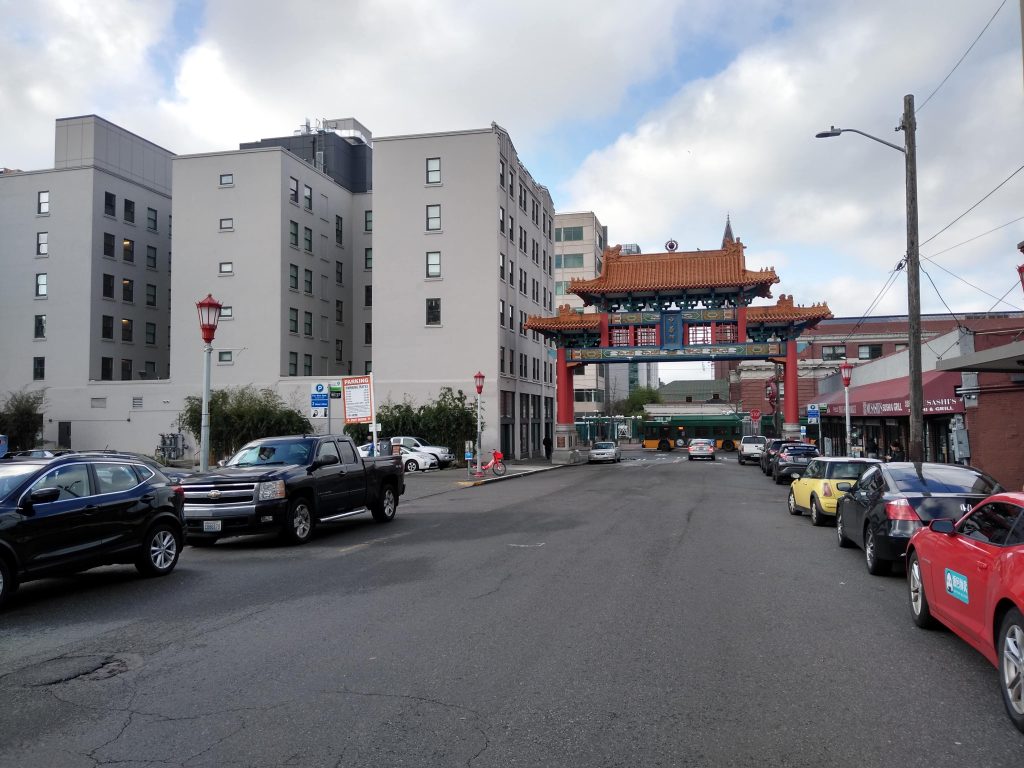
[2, 1, 1021, 381]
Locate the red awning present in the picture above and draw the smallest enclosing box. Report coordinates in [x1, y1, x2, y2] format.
[818, 370, 964, 417]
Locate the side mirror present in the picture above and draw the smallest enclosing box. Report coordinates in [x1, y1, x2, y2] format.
[314, 453, 340, 468]
[835, 482, 852, 492]
[930, 519, 956, 535]
[24, 486, 61, 512]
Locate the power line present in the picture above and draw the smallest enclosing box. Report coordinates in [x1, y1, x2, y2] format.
[840, 266, 903, 345]
[920, 162, 1024, 248]
[986, 280, 1024, 313]
[916, 0, 1008, 113]
[919, 252, 1024, 312]
[924, 215, 1024, 260]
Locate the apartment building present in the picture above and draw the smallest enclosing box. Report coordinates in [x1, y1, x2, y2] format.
[372, 124, 557, 459]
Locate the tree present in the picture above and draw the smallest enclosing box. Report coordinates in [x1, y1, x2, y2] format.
[612, 387, 661, 416]
[348, 388, 477, 459]
[179, 386, 312, 460]
[0, 389, 47, 451]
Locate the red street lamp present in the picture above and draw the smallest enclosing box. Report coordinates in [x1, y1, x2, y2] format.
[473, 372, 485, 476]
[839, 360, 854, 455]
[839, 360, 853, 387]
[474, 371, 485, 395]
[196, 294, 223, 471]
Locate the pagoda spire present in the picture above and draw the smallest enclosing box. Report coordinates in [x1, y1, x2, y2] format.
[722, 214, 735, 247]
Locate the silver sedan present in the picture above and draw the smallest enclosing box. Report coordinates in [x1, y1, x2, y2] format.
[588, 441, 622, 464]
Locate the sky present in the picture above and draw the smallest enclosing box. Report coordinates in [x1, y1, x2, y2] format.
[2, 0, 1022, 382]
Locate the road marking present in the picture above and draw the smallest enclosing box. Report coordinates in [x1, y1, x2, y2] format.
[508, 543, 545, 548]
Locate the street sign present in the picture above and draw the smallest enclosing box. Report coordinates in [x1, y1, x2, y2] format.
[328, 379, 343, 399]
[310, 382, 329, 419]
[341, 375, 374, 424]
[750, 408, 762, 421]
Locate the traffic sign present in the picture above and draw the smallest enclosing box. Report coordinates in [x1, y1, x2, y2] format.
[310, 382, 329, 419]
[749, 408, 761, 421]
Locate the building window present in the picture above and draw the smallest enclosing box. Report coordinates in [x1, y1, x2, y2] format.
[124, 199, 135, 223]
[33, 357, 45, 380]
[498, 206, 505, 233]
[218, 351, 233, 363]
[303, 268, 313, 295]
[499, 299, 505, 327]
[102, 232, 115, 258]
[303, 227, 313, 252]
[36, 232, 48, 255]
[284, 351, 296, 376]
[508, 302, 514, 329]
[425, 204, 441, 231]
[144, 361, 157, 377]
[102, 273, 114, 299]
[499, 158, 505, 187]
[821, 345, 846, 361]
[147, 207, 158, 231]
[335, 339, 344, 362]
[219, 173, 233, 186]
[300, 354, 311, 376]
[364, 323, 372, 344]
[288, 177, 299, 204]
[121, 278, 134, 302]
[146, 245, 157, 269]
[146, 283, 157, 306]
[288, 308, 298, 333]
[364, 360, 372, 374]
[556, 253, 585, 269]
[426, 251, 441, 278]
[858, 344, 883, 360]
[335, 215, 344, 245]
[426, 157, 441, 184]
[289, 264, 299, 290]
[38, 191, 50, 214]
[104, 192, 116, 217]
[219, 261, 233, 274]
[364, 285, 372, 307]
[219, 217, 233, 230]
[289, 220, 299, 248]
[519, 268, 527, 294]
[303, 184, 312, 211]
[555, 281, 569, 295]
[499, 253, 505, 280]
[35, 273, 47, 297]
[145, 322, 156, 345]
[121, 318, 133, 342]
[303, 311, 313, 337]
[34, 314, 46, 339]
[123, 238, 134, 262]
[121, 359, 133, 381]
[333, 260, 343, 284]
[426, 298, 441, 325]
[364, 210, 372, 232]
[335, 299, 344, 323]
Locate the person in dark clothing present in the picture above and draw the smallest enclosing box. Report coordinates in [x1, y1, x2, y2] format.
[542, 436, 552, 460]
[886, 441, 905, 462]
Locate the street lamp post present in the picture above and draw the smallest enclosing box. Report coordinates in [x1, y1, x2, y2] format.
[816, 94, 923, 462]
[196, 294, 223, 472]
[839, 360, 853, 456]
[474, 371, 485, 477]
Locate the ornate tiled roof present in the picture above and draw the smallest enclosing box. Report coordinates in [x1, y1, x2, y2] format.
[748, 294, 833, 323]
[525, 304, 600, 333]
[570, 242, 779, 297]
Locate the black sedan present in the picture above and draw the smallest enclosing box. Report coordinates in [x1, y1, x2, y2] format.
[835, 462, 1002, 576]
[0, 454, 185, 608]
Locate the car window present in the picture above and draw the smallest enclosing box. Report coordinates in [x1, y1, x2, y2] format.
[827, 462, 873, 480]
[30, 463, 93, 500]
[94, 462, 141, 494]
[0, 463, 40, 499]
[855, 466, 880, 493]
[803, 460, 820, 479]
[594, 442, 616, 449]
[339, 440, 359, 464]
[1004, 505, 1024, 546]
[888, 465, 1001, 495]
[316, 441, 340, 462]
[960, 502, 1022, 546]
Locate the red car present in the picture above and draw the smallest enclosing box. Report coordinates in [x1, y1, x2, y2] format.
[906, 491, 1024, 733]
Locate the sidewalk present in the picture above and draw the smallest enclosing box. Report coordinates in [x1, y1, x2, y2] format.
[401, 457, 562, 501]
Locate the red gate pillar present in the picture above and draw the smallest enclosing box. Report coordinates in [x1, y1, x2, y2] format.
[737, 306, 748, 343]
[553, 347, 581, 464]
[783, 338, 800, 438]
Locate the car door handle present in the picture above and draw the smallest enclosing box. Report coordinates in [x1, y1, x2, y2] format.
[83, 505, 99, 515]
[140, 494, 154, 502]
[976, 560, 989, 572]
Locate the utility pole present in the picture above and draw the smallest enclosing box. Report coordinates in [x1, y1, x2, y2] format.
[901, 94, 924, 463]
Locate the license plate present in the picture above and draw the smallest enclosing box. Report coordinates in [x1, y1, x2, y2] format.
[794, 457, 808, 463]
[203, 520, 222, 532]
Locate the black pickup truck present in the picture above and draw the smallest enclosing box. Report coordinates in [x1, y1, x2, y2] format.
[180, 434, 404, 546]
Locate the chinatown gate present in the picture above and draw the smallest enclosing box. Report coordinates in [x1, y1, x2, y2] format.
[526, 236, 832, 465]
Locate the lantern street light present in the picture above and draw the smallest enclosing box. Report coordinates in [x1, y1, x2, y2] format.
[839, 360, 854, 456]
[473, 371, 485, 477]
[816, 94, 923, 462]
[196, 294, 223, 472]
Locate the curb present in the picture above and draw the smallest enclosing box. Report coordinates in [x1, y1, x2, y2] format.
[457, 463, 565, 487]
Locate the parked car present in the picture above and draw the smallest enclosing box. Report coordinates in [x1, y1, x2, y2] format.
[2, 448, 75, 459]
[836, 462, 1002, 575]
[788, 457, 880, 525]
[760, 439, 797, 474]
[588, 441, 621, 463]
[397, 445, 439, 472]
[737, 435, 767, 465]
[180, 434, 404, 546]
[390, 437, 455, 468]
[772, 443, 820, 484]
[0, 454, 185, 608]
[905, 492, 1024, 733]
[687, 439, 716, 461]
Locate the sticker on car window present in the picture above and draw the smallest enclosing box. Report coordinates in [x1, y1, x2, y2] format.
[944, 568, 969, 604]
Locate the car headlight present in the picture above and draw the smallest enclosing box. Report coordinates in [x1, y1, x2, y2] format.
[257, 480, 286, 501]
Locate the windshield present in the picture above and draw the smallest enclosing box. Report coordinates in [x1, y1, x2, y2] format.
[227, 439, 314, 467]
[593, 442, 616, 449]
[0, 463, 41, 500]
[888, 464, 1001, 495]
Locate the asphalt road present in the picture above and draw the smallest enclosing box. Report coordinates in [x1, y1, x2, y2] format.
[2, 451, 1023, 767]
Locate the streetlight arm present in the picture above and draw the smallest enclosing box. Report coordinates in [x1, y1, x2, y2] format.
[816, 126, 905, 154]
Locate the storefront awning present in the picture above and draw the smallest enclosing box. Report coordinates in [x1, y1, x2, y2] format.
[818, 370, 964, 418]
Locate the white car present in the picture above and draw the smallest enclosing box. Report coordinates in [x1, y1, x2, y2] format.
[390, 437, 455, 468]
[397, 445, 439, 472]
[588, 441, 622, 463]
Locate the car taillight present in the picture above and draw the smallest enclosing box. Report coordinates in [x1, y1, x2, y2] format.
[172, 485, 184, 500]
[884, 498, 919, 521]
[822, 482, 833, 497]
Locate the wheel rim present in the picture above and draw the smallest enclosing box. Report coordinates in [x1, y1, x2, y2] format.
[293, 505, 312, 538]
[909, 559, 924, 616]
[837, 513, 845, 543]
[788, 492, 795, 514]
[865, 528, 876, 568]
[383, 489, 396, 518]
[150, 530, 177, 570]
[1003, 622, 1024, 716]
[811, 502, 819, 524]
[405, 460, 417, 472]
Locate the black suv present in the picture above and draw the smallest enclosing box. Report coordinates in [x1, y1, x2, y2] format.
[772, 443, 820, 484]
[0, 455, 185, 608]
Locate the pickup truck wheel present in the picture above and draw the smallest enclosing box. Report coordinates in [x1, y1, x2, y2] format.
[281, 497, 314, 545]
[135, 523, 181, 577]
[372, 486, 398, 523]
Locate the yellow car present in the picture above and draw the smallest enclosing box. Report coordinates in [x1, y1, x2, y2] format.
[787, 457, 881, 526]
